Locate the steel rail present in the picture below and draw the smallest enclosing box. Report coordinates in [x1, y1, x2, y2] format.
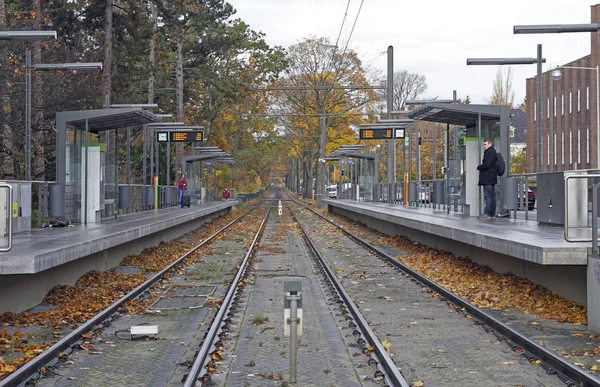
[183, 207, 271, 386]
[289, 206, 410, 387]
[299, 202, 600, 387]
[0, 205, 261, 387]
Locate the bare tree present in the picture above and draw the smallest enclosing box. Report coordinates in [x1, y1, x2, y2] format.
[488, 66, 515, 107]
[379, 70, 428, 111]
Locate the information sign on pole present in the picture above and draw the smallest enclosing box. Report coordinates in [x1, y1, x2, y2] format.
[284, 281, 302, 336]
[156, 131, 204, 143]
[359, 128, 405, 140]
[359, 128, 393, 139]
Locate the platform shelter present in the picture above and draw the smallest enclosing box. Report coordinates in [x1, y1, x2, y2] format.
[53, 108, 157, 223]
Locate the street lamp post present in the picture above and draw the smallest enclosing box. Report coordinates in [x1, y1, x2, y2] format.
[513, 23, 600, 168]
[31, 62, 102, 182]
[0, 31, 57, 181]
[550, 68, 562, 171]
[467, 51, 546, 172]
[552, 65, 600, 168]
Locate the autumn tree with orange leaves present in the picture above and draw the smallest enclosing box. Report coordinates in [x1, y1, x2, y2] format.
[272, 37, 379, 197]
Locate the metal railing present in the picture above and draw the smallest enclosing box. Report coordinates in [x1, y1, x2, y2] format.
[564, 174, 600, 244]
[0, 183, 13, 252]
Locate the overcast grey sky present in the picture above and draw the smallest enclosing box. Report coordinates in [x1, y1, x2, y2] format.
[231, 0, 597, 106]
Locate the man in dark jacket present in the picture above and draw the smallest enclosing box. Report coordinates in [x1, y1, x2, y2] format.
[476, 139, 498, 219]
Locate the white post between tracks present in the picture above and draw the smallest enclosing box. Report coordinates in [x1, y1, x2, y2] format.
[289, 291, 299, 383]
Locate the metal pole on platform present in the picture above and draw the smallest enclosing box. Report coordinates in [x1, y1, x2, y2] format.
[445, 124, 449, 214]
[115, 129, 118, 218]
[85, 119, 89, 225]
[143, 125, 147, 186]
[593, 183, 599, 256]
[167, 142, 170, 187]
[25, 50, 31, 181]
[432, 121, 436, 180]
[289, 291, 298, 383]
[387, 45, 395, 184]
[537, 44, 543, 173]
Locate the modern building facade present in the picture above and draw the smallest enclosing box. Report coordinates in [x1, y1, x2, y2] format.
[525, 4, 600, 173]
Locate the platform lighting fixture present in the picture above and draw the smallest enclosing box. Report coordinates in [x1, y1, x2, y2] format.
[513, 23, 600, 168]
[0, 31, 58, 181]
[514, 24, 600, 34]
[405, 99, 454, 105]
[109, 104, 158, 109]
[0, 31, 57, 40]
[26, 61, 102, 181]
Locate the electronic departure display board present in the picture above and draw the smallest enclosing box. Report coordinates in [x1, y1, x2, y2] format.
[359, 128, 405, 140]
[156, 131, 204, 142]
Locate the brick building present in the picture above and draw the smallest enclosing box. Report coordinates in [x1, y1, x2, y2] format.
[525, 4, 600, 172]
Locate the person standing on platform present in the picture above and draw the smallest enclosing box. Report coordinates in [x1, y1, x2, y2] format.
[222, 187, 230, 201]
[177, 173, 187, 205]
[476, 139, 498, 219]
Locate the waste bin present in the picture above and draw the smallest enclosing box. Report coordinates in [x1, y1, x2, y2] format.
[165, 187, 174, 205]
[118, 185, 130, 209]
[49, 183, 65, 218]
[500, 177, 518, 211]
[433, 181, 445, 205]
[408, 182, 417, 204]
[144, 186, 154, 208]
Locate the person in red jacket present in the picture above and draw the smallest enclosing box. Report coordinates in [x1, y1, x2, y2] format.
[177, 173, 187, 205]
[222, 187, 230, 201]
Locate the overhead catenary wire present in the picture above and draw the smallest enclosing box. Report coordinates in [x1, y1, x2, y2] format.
[334, 0, 351, 48]
[341, 0, 365, 56]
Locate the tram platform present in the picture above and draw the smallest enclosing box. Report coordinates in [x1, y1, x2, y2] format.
[0, 200, 237, 314]
[325, 199, 589, 266]
[324, 199, 597, 318]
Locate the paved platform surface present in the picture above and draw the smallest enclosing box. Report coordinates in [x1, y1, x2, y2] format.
[0, 201, 236, 275]
[325, 199, 591, 266]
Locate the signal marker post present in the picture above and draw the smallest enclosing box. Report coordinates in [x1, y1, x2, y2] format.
[278, 200, 282, 216]
[284, 281, 302, 383]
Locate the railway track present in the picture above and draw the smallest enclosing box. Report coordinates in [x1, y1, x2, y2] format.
[291, 196, 600, 387]
[3, 187, 600, 386]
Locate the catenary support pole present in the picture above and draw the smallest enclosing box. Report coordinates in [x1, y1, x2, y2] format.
[537, 44, 543, 172]
[387, 46, 395, 183]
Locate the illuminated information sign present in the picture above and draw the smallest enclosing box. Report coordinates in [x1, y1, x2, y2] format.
[359, 128, 405, 140]
[156, 131, 204, 143]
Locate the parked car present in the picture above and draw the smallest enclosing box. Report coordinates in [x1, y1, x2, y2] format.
[517, 185, 536, 211]
[418, 187, 430, 203]
[326, 185, 337, 199]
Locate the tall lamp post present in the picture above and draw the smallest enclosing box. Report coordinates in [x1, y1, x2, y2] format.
[467, 53, 546, 172]
[552, 65, 600, 168]
[0, 31, 57, 181]
[33, 62, 103, 182]
[550, 68, 562, 171]
[514, 23, 600, 168]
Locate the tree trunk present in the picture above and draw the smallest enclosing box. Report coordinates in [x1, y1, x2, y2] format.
[103, 0, 113, 108]
[148, 3, 157, 105]
[0, 0, 9, 178]
[32, 0, 43, 180]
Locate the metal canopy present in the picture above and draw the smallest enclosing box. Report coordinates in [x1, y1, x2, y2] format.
[407, 103, 502, 126]
[57, 108, 157, 133]
[326, 145, 376, 161]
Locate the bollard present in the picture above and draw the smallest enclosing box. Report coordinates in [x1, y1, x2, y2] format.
[278, 200, 282, 216]
[284, 281, 302, 384]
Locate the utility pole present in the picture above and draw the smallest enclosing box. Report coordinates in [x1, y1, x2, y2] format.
[387, 46, 395, 183]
